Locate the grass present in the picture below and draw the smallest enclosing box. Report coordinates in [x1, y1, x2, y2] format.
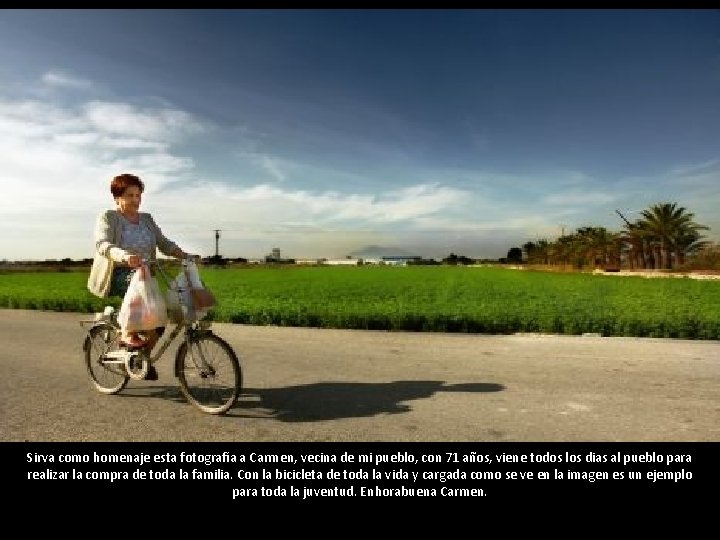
[1, 265, 718, 339]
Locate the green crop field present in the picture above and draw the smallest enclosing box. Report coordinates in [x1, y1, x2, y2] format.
[1, 265, 719, 339]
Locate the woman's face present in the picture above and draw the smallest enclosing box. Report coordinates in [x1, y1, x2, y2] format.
[115, 185, 142, 215]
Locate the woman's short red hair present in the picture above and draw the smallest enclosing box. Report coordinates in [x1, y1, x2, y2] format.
[110, 173, 145, 198]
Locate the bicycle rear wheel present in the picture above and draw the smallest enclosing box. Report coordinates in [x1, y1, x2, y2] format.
[84, 322, 129, 394]
[176, 333, 242, 415]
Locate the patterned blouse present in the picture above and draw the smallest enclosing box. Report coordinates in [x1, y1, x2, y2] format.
[118, 214, 156, 261]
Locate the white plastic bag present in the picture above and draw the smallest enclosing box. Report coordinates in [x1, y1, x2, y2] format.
[118, 264, 168, 332]
[164, 280, 186, 323]
[166, 261, 216, 322]
[186, 260, 217, 312]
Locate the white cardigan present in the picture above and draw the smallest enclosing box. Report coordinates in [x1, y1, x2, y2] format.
[87, 209, 180, 298]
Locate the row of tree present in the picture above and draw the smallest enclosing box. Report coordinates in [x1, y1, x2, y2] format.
[519, 202, 711, 270]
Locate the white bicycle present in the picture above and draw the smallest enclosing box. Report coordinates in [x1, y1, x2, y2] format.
[80, 258, 242, 415]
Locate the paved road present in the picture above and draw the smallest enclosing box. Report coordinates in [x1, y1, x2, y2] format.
[1, 309, 718, 442]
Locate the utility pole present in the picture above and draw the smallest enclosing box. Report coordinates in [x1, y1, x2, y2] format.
[214, 229, 221, 258]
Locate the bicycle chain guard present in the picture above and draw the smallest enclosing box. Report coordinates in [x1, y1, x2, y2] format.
[125, 351, 149, 381]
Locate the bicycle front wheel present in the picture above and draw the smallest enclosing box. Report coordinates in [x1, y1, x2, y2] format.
[176, 333, 242, 415]
[84, 322, 129, 395]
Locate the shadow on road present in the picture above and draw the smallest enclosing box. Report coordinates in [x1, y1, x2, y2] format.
[230, 380, 504, 422]
[117, 380, 504, 421]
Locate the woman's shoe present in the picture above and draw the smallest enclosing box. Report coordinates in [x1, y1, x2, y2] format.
[120, 335, 147, 348]
[144, 365, 159, 381]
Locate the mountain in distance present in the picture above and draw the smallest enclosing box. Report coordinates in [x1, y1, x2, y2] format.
[347, 245, 419, 259]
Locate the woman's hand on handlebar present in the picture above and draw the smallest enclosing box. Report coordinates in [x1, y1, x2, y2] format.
[126, 254, 143, 268]
[182, 253, 201, 262]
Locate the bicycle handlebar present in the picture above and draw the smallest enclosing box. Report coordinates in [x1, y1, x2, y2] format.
[138, 255, 200, 266]
[133, 256, 201, 286]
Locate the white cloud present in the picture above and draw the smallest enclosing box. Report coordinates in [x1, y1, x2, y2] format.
[155, 181, 470, 228]
[42, 70, 93, 90]
[0, 90, 207, 260]
[258, 155, 287, 183]
[0, 100, 84, 136]
[0, 86, 484, 259]
[2, 70, 718, 261]
[668, 159, 720, 177]
[83, 101, 204, 141]
[660, 160, 720, 238]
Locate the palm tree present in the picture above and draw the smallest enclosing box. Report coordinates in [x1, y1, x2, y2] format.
[616, 210, 651, 269]
[522, 241, 537, 263]
[551, 234, 581, 268]
[636, 203, 709, 269]
[674, 229, 710, 267]
[522, 239, 552, 265]
[566, 227, 619, 269]
[534, 238, 551, 265]
[618, 223, 648, 269]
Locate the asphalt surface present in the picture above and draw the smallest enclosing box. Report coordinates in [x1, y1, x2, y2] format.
[1, 309, 718, 442]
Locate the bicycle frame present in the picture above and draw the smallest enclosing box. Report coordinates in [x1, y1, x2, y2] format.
[80, 257, 212, 373]
[81, 257, 242, 414]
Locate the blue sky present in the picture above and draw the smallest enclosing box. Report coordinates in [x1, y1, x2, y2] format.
[1, 9, 718, 261]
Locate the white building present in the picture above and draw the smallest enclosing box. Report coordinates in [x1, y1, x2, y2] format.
[324, 258, 363, 266]
[381, 256, 422, 266]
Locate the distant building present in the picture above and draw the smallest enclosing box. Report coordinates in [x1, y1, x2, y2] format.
[325, 257, 363, 266]
[381, 255, 422, 266]
[264, 247, 294, 264]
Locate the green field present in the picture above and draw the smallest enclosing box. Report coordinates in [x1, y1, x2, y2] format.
[1, 265, 719, 339]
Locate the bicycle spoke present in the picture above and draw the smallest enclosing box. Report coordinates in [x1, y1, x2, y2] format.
[177, 334, 241, 415]
[85, 323, 129, 394]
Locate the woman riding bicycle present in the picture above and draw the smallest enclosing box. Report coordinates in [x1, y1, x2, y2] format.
[87, 173, 198, 380]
